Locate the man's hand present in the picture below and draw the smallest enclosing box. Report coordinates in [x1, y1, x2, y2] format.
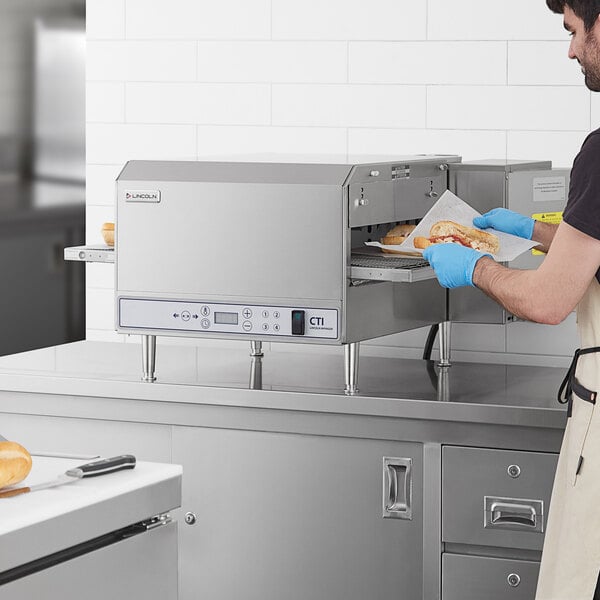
[473, 208, 535, 240]
[423, 243, 491, 288]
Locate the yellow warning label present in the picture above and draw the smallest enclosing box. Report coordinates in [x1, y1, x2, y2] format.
[532, 211, 563, 224]
[531, 212, 563, 255]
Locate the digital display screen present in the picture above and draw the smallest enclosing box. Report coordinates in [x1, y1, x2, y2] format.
[214, 311, 238, 325]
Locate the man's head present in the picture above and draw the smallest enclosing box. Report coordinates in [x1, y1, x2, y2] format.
[547, 0, 600, 90]
[547, 1, 600, 31]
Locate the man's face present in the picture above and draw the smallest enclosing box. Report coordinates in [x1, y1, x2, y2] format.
[565, 6, 600, 91]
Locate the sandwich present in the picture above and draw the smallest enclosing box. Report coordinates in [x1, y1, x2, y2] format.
[414, 221, 499, 254]
[380, 224, 416, 253]
[101, 222, 115, 246]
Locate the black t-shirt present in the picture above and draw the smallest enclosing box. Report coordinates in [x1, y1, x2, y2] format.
[562, 127, 600, 283]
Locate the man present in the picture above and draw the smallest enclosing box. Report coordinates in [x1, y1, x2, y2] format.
[423, 2, 600, 598]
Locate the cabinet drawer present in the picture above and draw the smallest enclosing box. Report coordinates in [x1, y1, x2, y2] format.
[442, 553, 539, 600]
[442, 446, 558, 550]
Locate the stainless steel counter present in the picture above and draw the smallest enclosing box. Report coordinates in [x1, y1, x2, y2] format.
[0, 341, 567, 430]
[0, 340, 568, 600]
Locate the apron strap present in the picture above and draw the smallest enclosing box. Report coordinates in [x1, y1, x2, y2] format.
[558, 347, 600, 417]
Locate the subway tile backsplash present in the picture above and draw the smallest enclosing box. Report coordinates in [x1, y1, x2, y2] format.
[85, 0, 594, 364]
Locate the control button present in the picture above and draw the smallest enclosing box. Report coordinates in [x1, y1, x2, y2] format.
[192, 314, 199, 319]
[242, 308, 253, 319]
[273, 324, 280, 332]
[201, 318, 210, 329]
[291, 310, 305, 335]
[273, 311, 280, 319]
[262, 310, 269, 318]
[173, 313, 180, 319]
[201, 305, 210, 317]
[182, 311, 191, 321]
[242, 321, 252, 332]
[262, 323, 269, 331]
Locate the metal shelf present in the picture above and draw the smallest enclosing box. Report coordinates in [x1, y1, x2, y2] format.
[64, 245, 115, 263]
[350, 249, 434, 283]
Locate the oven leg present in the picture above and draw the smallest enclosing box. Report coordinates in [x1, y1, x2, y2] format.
[142, 334, 157, 382]
[249, 341, 264, 390]
[250, 341, 263, 357]
[437, 366, 450, 402]
[438, 321, 452, 367]
[344, 342, 360, 395]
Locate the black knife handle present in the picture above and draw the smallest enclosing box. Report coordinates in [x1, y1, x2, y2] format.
[66, 455, 137, 478]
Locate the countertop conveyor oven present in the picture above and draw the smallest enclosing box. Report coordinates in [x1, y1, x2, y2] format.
[113, 156, 569, 393]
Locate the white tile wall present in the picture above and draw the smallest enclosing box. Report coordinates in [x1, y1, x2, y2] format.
[271, 0, 428, 41]
[86, 0, 598, 364]
[272, 84, 426, 128]
[125, 0, 271, 40]
[196, 126, 347, 157]
[196, 42, 347, 83]
[125, 83, 271, 125]
[349, 42, 507, 85]
[427, 0, 562, 41]
[87, 41, 197, 82]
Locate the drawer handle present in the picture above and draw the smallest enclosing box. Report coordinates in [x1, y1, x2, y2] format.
[484, 496, 544, 533]
[382, 457, 412, 520]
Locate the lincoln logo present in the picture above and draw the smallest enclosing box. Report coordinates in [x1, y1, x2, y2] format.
[127, 192, 158, 200]
[125, 190, 161, 203]
[310, 316, 325, 326]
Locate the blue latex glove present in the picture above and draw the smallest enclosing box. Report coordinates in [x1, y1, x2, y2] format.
[423, 243, 490, 288]
[473, 208, 534, 240]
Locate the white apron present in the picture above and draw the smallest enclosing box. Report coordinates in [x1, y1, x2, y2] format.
[536, 278, 600, 600]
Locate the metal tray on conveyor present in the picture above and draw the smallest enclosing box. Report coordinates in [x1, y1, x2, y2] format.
[350, 248, 435, 283]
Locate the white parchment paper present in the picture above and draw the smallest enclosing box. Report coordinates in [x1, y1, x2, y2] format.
[366, 190, 538, 262]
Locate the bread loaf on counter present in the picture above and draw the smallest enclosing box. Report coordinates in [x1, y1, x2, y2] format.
[0, 441, 32, 488]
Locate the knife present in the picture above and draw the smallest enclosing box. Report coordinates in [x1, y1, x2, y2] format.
[0, 454, 136, 499]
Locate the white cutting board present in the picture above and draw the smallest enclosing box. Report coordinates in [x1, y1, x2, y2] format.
[0, 455, 181, 572]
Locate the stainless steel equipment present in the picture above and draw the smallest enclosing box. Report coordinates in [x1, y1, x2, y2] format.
[449, 160, 570, 323]
[33, 18, 85, 183]
[115, 156, 460, 391]
[113, 157, 569, 391]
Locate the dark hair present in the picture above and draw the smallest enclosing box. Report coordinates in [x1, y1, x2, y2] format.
[547, 0, 600, 31]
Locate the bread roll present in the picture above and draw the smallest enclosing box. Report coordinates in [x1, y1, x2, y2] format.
[414, 221, 499, 254]
[0, 441, 32, 489]
[101, 222, 115, 247]
[380, 223, 416, 245]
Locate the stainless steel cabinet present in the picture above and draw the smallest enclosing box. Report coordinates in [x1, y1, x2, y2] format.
[442, 446, 558, 551]
[173, 426, 424, 600]
[442, 446, 559, 600]
[442, 554, 539, 600]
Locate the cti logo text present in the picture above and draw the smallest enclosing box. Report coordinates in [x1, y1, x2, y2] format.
[310, 316, 325, 326]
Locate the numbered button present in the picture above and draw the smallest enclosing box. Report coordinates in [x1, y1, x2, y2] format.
[262, 323, 269, 331]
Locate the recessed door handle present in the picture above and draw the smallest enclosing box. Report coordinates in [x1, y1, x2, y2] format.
[383, 457, 412, 520]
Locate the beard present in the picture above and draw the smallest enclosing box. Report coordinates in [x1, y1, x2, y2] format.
[583, 31, 600, 91]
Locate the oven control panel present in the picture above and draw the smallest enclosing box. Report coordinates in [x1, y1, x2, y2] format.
[118, 298, 339, 339]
